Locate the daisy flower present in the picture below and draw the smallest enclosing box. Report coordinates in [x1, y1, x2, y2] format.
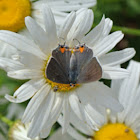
[0, 0, 96, 58]
[58, 60, 140, 140]
[9, 121, 41, 140]
[0, 5, 135, 138]
[9, 123, 71, 140]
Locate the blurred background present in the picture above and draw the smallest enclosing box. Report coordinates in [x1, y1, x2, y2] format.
[0, 0, 140, 139]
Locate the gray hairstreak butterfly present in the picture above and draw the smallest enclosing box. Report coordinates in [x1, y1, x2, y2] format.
[46, 43, 102, 91]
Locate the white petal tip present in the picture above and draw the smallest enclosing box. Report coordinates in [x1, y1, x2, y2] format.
[119, 31, 124, 37]
[7, 72, 15, 77]
[131, 48, 136, 55]
[5, 94, 17, 103]
[25, 16, 31, 21]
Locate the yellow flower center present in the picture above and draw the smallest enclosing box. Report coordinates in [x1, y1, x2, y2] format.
[0, 0, 31, 32]
[47, 79, 79, 92]
[94, 123, 138, 140]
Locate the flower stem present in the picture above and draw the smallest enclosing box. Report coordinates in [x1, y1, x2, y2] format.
[112, 25, 140, 36]
[0, 114, 14, 127]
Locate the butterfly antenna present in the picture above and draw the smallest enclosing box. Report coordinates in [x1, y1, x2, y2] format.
[73, 38, 80, 45]
[59, 37, 66, 45]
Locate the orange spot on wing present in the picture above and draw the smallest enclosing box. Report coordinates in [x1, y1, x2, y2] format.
[60, 47, 65, 53]
[80, 46, 84, 53]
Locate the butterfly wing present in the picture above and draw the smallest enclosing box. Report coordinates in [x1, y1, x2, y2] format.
[69, 46, 94, 84]
[73, 46, 93, 74]
[46, 57, 70, 84]
[52, 47, 71, 77]
[77, 57, 102, 83]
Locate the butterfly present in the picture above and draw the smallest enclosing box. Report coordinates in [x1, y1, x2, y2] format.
[46, 43, 102, 89]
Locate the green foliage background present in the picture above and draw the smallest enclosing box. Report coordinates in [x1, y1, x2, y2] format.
[0, 0, 140, 139]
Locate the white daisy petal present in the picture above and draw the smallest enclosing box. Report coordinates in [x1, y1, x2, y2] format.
[48, 128, 73, 140]
[72, 9, 93, 41]
[75, 101, 99, 131]
[102, 66, 129, 79]
[0, 43, 18, 58]
[62, 94, 71, 133]
[0, 31, 46, 59]
[99, 48, 135, 66]
[27, 91, 55, 138]
[47, 93, 64, 128]
[40, 93, 64, 138]
[69, 93, 85, 121]
[39, 126, 52, 139]
[67, 9, 93, 45]
[5, 79, 45, 103]
[0, 57, 24, 71]
[111, 79, 123, 98]
[32, 0, 96, 11]
[126, 98, 140, 128]
[84, 104, 105, 127]
[77, 86, 105, 116]
[117, 61, 140, 123]
[93, 31, 124, 57]
[22, 84, 50, 123]
[79, 82, 123, 112]
[82, 15, 105, 46]
[42, 5, 58, 50]
[102, 18, 113, 38]
[50, 10, 68, 28]
[67, 125, 88, 140]
[119, 60, 140, 108]
[7, 69, 43, 80]
[70, 110, 93, 136]
[127, 86, 140, 125]
[17, 51, 44, 70]
[40, 94, 63, 138]
[58, 11, 76, 40]
[69, 126, 87, 140]
[25, 16, 51, 55]
[58, 115, 87, 140]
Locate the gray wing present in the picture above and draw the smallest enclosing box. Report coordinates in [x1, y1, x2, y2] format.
[77, 57, 102, 84]
[52, 47, 71, 77]
[73, 47, 93, 74]
[46, 57, 70, 84]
